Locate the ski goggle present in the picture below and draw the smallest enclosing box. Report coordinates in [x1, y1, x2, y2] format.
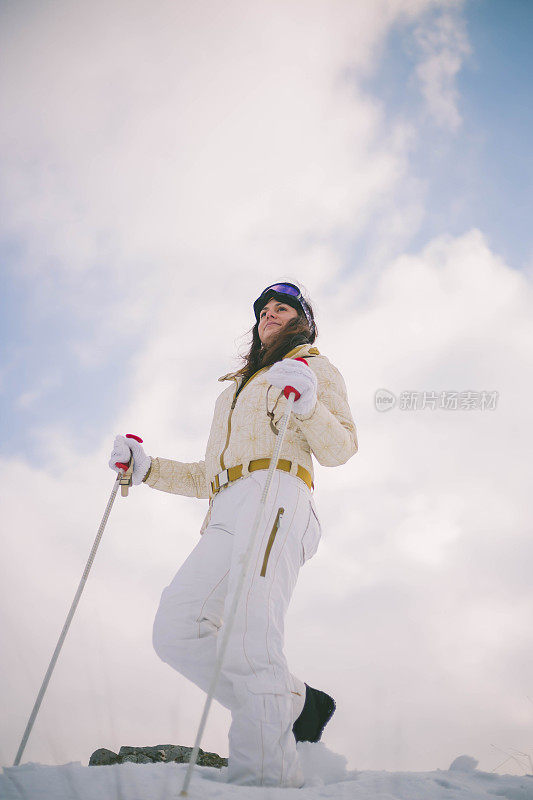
[253, 282, 315, 332]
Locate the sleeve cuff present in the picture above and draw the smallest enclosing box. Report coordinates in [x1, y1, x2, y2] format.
[143, 458, 156, 485]
[293, 399, 318, 422]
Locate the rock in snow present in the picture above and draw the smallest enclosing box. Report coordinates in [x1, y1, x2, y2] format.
[88, 743, 228, 768]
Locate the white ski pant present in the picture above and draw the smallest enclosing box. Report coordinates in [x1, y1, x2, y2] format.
[152, 469, 322, 787]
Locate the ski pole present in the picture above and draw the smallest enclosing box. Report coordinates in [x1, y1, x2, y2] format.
[179, 361, 308, 797]
[13, 437, 138, 767]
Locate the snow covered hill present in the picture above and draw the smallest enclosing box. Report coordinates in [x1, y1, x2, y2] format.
[2, 744, 532, 800]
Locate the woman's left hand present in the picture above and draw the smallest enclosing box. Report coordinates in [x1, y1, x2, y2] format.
[108, 434, 152, 485]
[267, 359, 318, 416]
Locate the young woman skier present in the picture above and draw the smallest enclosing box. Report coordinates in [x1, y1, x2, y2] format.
[109, 281, 358, 788]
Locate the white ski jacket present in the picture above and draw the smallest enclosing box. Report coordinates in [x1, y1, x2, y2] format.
[144, 342, 357, 507]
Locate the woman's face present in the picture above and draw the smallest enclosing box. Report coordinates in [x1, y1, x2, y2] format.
[258, 297, 299, 345]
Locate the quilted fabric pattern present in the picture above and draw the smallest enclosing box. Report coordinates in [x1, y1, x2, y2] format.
[145, 343, 358, 502]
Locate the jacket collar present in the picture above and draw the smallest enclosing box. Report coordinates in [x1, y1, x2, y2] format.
[217, 343, 320, 382]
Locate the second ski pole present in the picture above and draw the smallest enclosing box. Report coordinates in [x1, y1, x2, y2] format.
[179, 362, 307, 797]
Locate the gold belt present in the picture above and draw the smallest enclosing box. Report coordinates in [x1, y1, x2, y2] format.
[210, 459, 313, 496]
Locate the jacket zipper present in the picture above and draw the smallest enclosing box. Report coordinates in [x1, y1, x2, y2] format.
[260, 507, 284, 577]
[218, 346, 317, 471]
[220, 382, 238, 470]
[219, 366, 268, 470]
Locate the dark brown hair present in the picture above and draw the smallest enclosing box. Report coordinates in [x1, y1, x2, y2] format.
[236, 304, 318, 385]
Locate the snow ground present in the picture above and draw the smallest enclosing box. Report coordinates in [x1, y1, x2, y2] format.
[1, 744, 532, 800]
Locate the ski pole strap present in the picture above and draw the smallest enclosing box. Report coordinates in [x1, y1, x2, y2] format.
[119, 459, 134, 497]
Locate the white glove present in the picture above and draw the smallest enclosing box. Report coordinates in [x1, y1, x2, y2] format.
[267, 359, 318, 416]
[108, 434, 152, 485]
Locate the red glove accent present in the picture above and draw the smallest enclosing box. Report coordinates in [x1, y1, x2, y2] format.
[283, 385, 301, 400]
[283, 358, 308, 401]
[116, 434, 143, 470]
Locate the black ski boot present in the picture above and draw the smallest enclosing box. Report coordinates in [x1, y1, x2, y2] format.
[292, 683, 336, 743]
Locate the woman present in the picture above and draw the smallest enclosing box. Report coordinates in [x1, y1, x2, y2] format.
[109, 281, 358, 788]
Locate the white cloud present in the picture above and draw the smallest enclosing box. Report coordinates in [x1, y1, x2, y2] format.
[414, 6, 471, 131]
[0, 1, 437, 281]
[17, 374, 60, 409]
[301, 228, 533, 769]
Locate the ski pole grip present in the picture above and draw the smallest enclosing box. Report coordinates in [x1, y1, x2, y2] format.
[283, 357, 308, 400]
[117, 434, 143, 497]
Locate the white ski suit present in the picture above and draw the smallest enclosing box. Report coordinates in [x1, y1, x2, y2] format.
[147, 342, 357, 787]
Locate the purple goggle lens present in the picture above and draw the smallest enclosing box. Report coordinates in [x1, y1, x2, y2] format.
[263, 282, 301, 298]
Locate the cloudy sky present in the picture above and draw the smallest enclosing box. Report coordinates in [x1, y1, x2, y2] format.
[1, 0, 532, 779]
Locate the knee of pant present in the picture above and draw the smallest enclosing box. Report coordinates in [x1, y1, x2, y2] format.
[152, 604, 188, 662]
[152, 619, 170, 664]
[152, 604, 219, 663]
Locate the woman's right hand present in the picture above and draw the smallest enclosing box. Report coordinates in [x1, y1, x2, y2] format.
[108, 434, 152, 485]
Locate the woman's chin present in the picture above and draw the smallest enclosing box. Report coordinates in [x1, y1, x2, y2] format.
[261, 336, 276, 347]
[261, 327, 283, 346]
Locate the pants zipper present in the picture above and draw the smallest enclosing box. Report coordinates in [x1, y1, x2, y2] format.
[260, 507, 284, 577]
